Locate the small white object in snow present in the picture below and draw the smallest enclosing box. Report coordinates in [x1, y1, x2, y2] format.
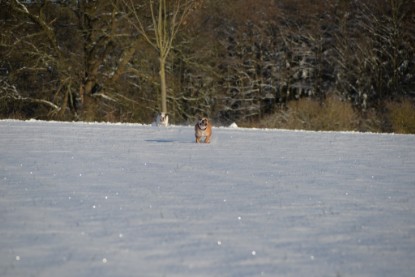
[119, 233, 123, 238]
[92, 205, 96, 209]
[217, 241, 222, 246]
[229, 122, 238, 128]
[102, 258, 107, 263]
[238, 216, 242, 220]
[16, 256, 20, 261]
[251, 251, 256, 256]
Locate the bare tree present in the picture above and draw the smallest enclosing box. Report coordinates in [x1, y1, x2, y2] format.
[1, 0, 73, 118]
[1, 0, 151, 121]
[122, 0, 196, 116]
[1, 0, 115, 119]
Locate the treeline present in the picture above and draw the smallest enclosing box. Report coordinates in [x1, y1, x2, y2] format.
[1, 0, 414, 132]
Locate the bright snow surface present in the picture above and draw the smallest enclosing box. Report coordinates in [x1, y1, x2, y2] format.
[1, 120, 414, 277]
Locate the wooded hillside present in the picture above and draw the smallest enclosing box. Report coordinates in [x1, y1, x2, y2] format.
[1, 0, 414, 132]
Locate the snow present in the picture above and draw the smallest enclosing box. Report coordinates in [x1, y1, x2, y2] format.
[229, 122, 238, 128]
[1, 120, 415, 277]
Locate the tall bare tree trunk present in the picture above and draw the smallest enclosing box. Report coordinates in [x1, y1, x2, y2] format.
[159, 57, 167, 114]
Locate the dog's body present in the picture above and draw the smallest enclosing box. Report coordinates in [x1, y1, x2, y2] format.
[195, 117, 212, 143]
[155, 112, 169, 127]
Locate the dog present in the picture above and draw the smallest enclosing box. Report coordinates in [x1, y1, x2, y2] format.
[155, 112, 169, 127]
[195, 117, 212, 143]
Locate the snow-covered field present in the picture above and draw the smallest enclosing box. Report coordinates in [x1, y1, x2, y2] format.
[1, 120, 414, 277]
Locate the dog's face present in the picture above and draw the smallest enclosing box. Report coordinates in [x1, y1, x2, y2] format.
[195, 117, 212, 143]
[197, 117, 209, 130]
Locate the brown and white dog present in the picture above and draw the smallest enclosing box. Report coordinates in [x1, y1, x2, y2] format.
[195, 117, 212, 143]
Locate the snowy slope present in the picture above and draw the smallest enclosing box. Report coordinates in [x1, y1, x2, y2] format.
[1, 120, 414, 277]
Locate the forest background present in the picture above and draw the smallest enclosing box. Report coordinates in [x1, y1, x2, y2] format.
[1, 0, 414, 133]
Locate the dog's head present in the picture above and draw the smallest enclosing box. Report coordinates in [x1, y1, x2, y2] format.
[197, 117, 209, 130]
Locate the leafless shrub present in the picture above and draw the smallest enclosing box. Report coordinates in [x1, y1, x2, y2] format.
[386, 99, 415, 134]
[251, 95, 359, 131]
